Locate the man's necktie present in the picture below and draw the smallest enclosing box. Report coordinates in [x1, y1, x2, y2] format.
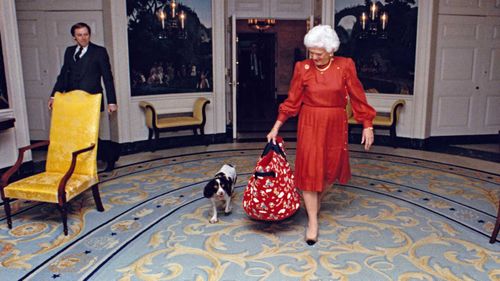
[74, 47, 83, 62]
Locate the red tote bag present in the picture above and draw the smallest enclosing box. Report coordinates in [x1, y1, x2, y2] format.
[243, 137, 301, 221]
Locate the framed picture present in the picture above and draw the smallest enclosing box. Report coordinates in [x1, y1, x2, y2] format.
[127, 0, 213, 96]
[334, 0, 418, 95]
[0, 33, 8, 109]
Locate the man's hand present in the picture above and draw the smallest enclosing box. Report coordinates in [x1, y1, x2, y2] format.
[48, 97, 54, 110]
[108, 104, 118, 113]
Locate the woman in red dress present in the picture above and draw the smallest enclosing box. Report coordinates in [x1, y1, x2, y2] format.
[267, 25, 376, 245]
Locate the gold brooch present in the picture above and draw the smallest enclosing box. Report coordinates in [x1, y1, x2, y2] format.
[304, 64, 310, 70]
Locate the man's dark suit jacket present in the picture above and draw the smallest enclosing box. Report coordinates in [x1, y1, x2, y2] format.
[51, 42, 117, 107]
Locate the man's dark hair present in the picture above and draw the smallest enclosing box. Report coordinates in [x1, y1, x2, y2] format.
[71, 22, 91, 36]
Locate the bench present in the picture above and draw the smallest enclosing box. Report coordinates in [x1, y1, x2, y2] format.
[139, 97, 210, 151]
[347, 99, 405, 147]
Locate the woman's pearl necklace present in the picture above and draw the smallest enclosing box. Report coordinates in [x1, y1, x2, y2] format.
[314, 58, 333, 74]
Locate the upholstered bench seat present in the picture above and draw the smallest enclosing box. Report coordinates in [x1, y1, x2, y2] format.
[156, 115, 203, 128]
[139, 98, 210, 151]
[371, 113, 392, 127]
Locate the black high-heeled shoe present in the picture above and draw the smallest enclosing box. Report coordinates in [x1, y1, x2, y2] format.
[306, 237, 317, 246]
[305, 230, 318, 246]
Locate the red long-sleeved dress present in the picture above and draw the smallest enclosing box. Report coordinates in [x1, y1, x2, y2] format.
[277, 57, 376, 192]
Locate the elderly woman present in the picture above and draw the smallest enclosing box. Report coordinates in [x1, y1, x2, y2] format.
[267, 25, 376, 245]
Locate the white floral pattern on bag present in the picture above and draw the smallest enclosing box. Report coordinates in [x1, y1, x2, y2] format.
[243, 138, 300, 221]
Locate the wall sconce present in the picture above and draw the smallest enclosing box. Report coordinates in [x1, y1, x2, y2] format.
[248, 18, 276, 32]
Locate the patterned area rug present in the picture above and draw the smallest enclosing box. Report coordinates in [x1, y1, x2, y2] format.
[1, 147, 499, 280]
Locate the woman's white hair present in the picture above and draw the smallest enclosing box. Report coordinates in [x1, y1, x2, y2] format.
[303, 25, 340, 53]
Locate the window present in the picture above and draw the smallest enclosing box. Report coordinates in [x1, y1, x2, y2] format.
[334, 0, 418, 95]
[127, 0, 213, 96]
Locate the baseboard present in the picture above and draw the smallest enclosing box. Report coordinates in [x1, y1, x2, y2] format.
[119, 133, 231, 155]
[347, 133, 499, 162]
[425, 134, 498, 146]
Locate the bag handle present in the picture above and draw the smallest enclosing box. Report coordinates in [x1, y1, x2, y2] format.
[254, 171, 276, 178]
[261, 136, 286, 159]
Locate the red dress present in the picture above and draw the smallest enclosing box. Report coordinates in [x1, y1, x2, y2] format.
[277, 57, 376, 192]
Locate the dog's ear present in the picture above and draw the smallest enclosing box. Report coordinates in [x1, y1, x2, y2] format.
[203, 179, 216, 198]
[221, 177, 233, 196]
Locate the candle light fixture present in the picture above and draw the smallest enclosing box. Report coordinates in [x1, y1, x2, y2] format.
[157, 0, 187, 40]
[359, 1, 388, 39]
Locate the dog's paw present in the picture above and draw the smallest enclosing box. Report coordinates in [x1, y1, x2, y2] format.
[224, 205, 232, 214]
[209, 217, 218, 224]
[224, 211, 232, 216]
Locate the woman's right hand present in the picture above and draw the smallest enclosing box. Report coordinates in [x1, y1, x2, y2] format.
[266, 128, 278, 144]
[267, 121, 282, 144]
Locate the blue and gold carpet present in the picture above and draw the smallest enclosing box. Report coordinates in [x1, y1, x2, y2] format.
[1, 146, 499, 280]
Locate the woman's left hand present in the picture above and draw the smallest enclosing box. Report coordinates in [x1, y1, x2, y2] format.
[361, 127, 374, 151]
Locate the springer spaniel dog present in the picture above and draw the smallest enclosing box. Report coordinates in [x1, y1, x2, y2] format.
[203, 164, 237, 223]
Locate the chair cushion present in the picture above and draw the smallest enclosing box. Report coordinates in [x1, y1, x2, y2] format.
[4, 172, 98, 203]
[157, 116, 202, 129]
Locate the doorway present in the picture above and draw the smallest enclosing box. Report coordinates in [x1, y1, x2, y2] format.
[236, 33, 276, 134]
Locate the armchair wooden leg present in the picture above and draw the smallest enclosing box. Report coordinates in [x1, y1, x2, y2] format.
[92, 185, 105, 212]
[3, 198, 13, 229]
[490, 200, 500, 243]
[193, 128, 198, 136]
[58, 203, 69, 236]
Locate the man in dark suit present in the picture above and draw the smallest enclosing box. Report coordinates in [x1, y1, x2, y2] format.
[48, 22, 119, 170]
[48, 22, 117, 112]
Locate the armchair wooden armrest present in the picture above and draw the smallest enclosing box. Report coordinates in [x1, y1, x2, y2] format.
[1, 140, 50, 188]
[57, 143, 96, 202]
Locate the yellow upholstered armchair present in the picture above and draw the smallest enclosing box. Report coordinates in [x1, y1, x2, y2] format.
[0, 90, 104, 235]
[347, 99, 406, 147]
[139, 97, 210, 151]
